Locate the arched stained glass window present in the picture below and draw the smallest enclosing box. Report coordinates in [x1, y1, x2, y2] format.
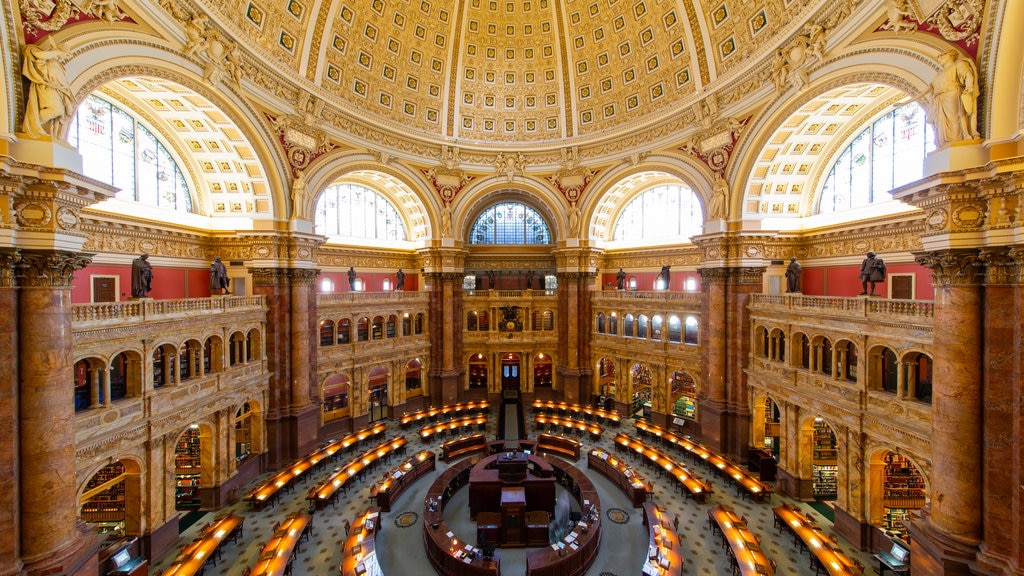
[315, 183, 407, 241]
[68, 95, 193, 212]
[818, 103, 934, 213]
[612, 184, 703, 242]
[470, 201, 551, 244]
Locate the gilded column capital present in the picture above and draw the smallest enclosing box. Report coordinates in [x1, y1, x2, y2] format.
[422, 271, 464, 284]
[556, 271, 596, 282]
[697, 266, 765, 285]
[249, 267, 320, 287]
[15, 249, 92, 287]
[913, 249, 984, 287]
[0, 249, 22, 287]
[978, 247, 1023, 285]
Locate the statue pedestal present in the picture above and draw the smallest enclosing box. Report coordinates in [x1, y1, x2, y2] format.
[923, 140, 987, 176]
[10, 135, 83, 172]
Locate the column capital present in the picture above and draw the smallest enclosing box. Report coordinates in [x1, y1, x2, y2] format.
[15, 249, 92, 287]
[422, 271, 464, 284]
[248, 267, 320, 287]
[555, 271, 596, 282]
[978, 246, 1024, 285]
[913, 249, 984, 287]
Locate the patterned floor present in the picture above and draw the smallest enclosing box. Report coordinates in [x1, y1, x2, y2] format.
[150, 415, 876, 575]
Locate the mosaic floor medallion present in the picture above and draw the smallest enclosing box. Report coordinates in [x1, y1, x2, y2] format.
[606, 508, 629, 524]
[394, 511, 419, 528]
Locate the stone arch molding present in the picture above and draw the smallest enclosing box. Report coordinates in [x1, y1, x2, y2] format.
[302, 153, 435, 243]
[64, 46, 290, 220]
[586, 155, 716, 243]
[454, 176, 567, 244]
[733, 50, 938, 222]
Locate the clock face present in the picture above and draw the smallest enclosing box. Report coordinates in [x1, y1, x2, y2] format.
[506, 321, 516, 330]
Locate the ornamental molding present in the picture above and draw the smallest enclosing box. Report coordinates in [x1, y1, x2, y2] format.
[16, 249, 92, 287]
[249, 267, 319, 286]
[913, 249, 985, 286]
[698, 266, 766, 285]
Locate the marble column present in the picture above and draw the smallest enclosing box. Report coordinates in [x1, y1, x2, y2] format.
[698, 266, 763, 457]
[907, 250, 983, 574]
[250, 267, 320, 467]
[426, 273, 462, 406]
[0, 251, 22, 576]
[17, 250, 101, 576]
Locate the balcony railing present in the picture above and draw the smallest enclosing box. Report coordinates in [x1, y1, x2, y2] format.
[463, 289, 558, 298]
[318, 291, 430, 305]
[748, 294, 934, 322]
[592, 290, 702, 303]
[72, 296, 266, 327]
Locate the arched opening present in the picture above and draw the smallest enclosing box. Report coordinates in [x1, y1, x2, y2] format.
[320, 319, 336, 346]
[74, 358, 96, 411]
[667, 315, 681, 343]
[630, 363, 652, 420]
[684, 316, 699, 345]
[469, 353, 488, 389]
[811, 417, 838, 502]
[637, 314, 649, 339]
[174, 425, 204, 511]
[760, 397, 781, 459]
[234, 402, 254, 463]
[608, 312, 618, 335]
[338, 318, 351, 343]
[595, 312, 605, 334]
[597, 357, 616, 409]
[669, 371, 697, 422]
[501, 352, 521, 391]
[533, 353, 552, 389]
[367, 366, 389, 422]
[153, 343, 179, 387]
[406, 359, 423, 397]
[79, 459, 142, 538]
[323, 374, 351, 422]
[869, 450, 928, 545]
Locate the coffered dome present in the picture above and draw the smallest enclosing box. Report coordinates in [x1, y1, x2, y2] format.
[212, 0, 823, 146]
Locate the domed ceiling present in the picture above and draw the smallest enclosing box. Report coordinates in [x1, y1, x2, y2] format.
[207, 0, 823, 145]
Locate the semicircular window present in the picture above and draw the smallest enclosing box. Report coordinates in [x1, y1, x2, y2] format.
[470, 201, 551, 245]
[818, 103, 934, 214]
[612, 184, 703, 242]
[68, 94, 193, 212]
[315, 183, 407, 241]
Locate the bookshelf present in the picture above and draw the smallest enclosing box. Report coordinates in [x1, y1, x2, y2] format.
[883, 506, 913, 543]
[81, 461, 126, 528]
[883, 452, 926, 507]
[670, 372, 697, 420]
[812, 419, 838, 500]
[175, 427, 202, 509]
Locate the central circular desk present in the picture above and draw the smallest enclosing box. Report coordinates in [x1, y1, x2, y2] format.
[422, 452, 602, 576]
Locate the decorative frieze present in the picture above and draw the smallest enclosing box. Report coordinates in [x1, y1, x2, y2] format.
[249, 267, 319, 287]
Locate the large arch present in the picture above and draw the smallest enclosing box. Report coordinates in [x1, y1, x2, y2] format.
[65, 44, 290, 222]
[731, 50, 938, 225]
[455, 177, 567, 243]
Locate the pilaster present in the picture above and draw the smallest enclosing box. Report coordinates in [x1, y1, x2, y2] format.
[250, 267, 320, 467]
[697, 265, 763, 458]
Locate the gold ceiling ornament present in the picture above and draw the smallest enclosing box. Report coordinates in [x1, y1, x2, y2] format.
[494, 152, 527, 183]
[771, 20, 830, 93]
[678, 116, 750, 177]
[20, 0, 125, 37]
[548, 147, 597, 206]
[267, 111, 335, 177]
[162, 0, 244, 86]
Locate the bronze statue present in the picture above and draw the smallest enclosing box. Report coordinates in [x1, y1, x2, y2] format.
[785, 257, 802, 293]
[347, 266, 357, 290]
[209, 256, 229, 295]
[131, 254, 153, 298]
[859, 252, 886, 295]
[395, 268, 405, 291]
[616, 268, 626, 290]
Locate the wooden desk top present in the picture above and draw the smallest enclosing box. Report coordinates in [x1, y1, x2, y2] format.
[643, 503, 684, 576]
[309, 436, 408, 504]
[532, 400, 620, 423]
[251, 512, 311, 576]
[588, 448, 653, 494]
[419, 415, 488, 439]
[709, 505, 774, 576]
[613, 433, 712, 498]
[534, 414, 603, 437]
[773, 504, 862, 575]
[401, 402, 490, 425]
[163, 513, 244, 576]
[634, 421, 769, 500]
[339, 507, 382, 576]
